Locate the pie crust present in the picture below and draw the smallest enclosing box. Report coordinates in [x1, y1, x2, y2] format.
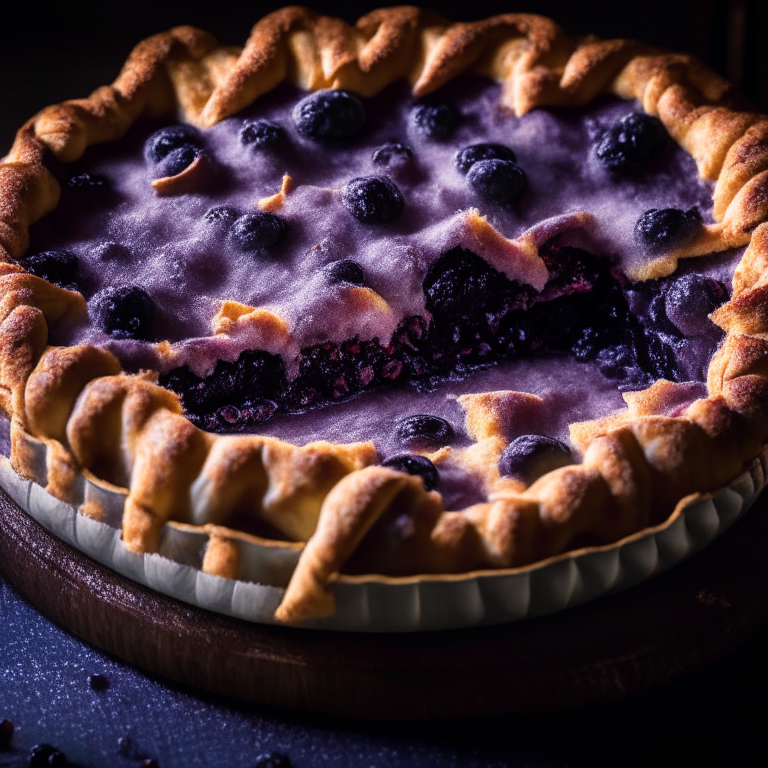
[2, 7, 768, 624]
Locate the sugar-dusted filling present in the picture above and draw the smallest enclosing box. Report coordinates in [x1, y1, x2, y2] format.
[33, 78, 716, 358]
[25, 76, 738, 504]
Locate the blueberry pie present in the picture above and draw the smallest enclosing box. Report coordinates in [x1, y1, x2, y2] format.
[2, 8, 768, 625]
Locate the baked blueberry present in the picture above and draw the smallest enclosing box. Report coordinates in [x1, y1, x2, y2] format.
[230, 212, 288, 251]
[596, 113, 667, 174]
[144, 124, 201, 164]
[161, 350, 285, 416]
[240, 118, 284, 148]
[372, 141, 413, 166]
[28, 744, 67, 768]
[382, 453, 439, 491]
[411, 102, 459, 141]
[324, 259, 366, 285]
[204, 205, 240, 224]
[155, 145, 200, 177]
[634, 208, 702, 253]
[455, 143, 516, 173]
[467, 159, 526, 206]
[663, 273, 728, 337]
[498, 435, 572, 484]
[21, 250, 79, 291]
[91, 285, 155, 341]
[395, 415, 454, 447]
[292, 90, 365, 141]
[89, 673, 110, 691]
[341, 176, 404, 224]
[0, 719, 13, 750]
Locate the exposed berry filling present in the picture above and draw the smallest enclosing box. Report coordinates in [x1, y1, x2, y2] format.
[156, 242, 727, 443]
[292, 90, 366, 141]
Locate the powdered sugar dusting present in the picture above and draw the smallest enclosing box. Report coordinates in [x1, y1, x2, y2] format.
[32, 77, 716, 374]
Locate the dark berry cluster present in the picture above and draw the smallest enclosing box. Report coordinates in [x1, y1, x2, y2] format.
[204, 206, 288, 252]
[454, 143, 516, 173]
[230, 212, 288, 251]
[498, 435, 572, 484]
[144, 125, 203, 177]
[159, 240, 713, 434]
[634, 207, 702, 253]
[293, 90, 365, 141]
[20, 250, 80, 292]
[160, 350, 284, 433]
[596, 113, 667, 175]
[454, 143, 526, 206]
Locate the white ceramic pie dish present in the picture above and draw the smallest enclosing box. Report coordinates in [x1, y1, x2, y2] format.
[2, 428, 764, 632]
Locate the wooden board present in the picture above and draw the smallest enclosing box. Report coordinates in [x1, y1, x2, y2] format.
[1, 487, 766, 720]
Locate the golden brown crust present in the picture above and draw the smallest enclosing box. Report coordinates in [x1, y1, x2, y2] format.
[2, 7, 768, 624]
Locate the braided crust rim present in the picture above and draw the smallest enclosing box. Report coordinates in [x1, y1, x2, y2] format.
[1, 7, 768, 624]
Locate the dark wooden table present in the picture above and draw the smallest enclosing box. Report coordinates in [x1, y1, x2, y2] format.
[1, 485, 766, 766]
[1, 481, 767, 720]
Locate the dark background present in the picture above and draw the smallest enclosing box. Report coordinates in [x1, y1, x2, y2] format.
[1, 2, 767, 766]
[1, 0, 768, 153]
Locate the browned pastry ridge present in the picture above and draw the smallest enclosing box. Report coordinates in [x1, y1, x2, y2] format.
[2, 6, 768, 624]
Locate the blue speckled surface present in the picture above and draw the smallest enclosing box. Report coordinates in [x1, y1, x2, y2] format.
[1, 570, 766, 768]
[0, 575, 561, 768]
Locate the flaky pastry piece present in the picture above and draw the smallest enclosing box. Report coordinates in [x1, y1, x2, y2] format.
[2, 7, 768, 623]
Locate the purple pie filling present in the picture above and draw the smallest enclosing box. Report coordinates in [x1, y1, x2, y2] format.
[26, 76, 739, 504]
